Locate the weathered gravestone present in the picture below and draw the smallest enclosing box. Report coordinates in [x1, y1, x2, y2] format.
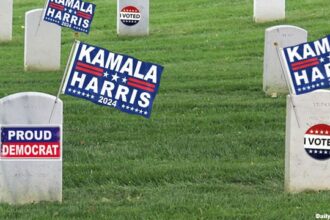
[285, 90, 330, 192]
[117, 0, 149, 36]
[24, 9, 61, 71]
[0, 92, 62, 204]
[263, 25, 307, 96]
[0, 0, 13, 42]
[254, 0, 285, 23]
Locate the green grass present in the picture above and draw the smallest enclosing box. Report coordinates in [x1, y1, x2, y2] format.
[0, 0, 330, 219]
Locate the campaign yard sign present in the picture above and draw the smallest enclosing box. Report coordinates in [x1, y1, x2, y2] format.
[0, 126, 61, 159]
[62, 41, 164, 118]
[43, 0, 96, 34]
[282, 35, 330, 95]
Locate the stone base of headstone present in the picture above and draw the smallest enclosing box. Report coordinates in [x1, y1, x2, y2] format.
[0, 0, 13, 42]
[254, 0, 285, 23]
[263, 25, 307, 96]
[117, 0, 149, 36]
[0, 162, 62, 204]
[24, 9, 61, 71]
[285, 91, 330, 193]
[0, 92, 62, 204]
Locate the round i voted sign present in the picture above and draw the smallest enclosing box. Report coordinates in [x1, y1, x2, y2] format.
[304, 124, 330, 160]
[120, 6, 141, 26]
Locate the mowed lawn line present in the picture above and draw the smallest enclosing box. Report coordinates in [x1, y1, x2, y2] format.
[0, 0, 329, 219]
[1, 159, 329, 219]
[0, 160, 285, 218]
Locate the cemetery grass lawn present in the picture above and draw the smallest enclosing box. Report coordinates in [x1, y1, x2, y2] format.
[0, 0, 330, 219]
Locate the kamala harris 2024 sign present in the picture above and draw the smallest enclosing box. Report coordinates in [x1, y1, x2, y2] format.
[282, 35, 330, 95]
[62, 41, 164, 118]
[43, 0, 96, 34]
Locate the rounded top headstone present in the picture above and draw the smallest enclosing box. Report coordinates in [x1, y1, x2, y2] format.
[26, 8, 44, 16]
[266, 25, 307, 35]
[0, 92, 63, 124]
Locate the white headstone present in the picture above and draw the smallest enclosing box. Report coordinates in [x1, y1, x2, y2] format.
[285, 90, 330, 192]
[117, 0, 149, 36]
[24, 9, 61, 71]
[263, 25, 307, 96]
[0, 92, 62, 204]
[0, 0, 13, 41]
[254, 0, 285, 23]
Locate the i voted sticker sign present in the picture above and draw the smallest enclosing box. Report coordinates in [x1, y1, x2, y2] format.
[120, 6, 141, 26]
[304, 124, 330, 160]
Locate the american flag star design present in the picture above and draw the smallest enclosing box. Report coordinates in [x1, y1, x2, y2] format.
[304, 124, 330, 160]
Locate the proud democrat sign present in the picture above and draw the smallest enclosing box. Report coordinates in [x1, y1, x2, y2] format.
[62, 41, 164, 118]
[44, 0, 96, 34]
[0, 126, 61, 160]
[282, 35, 330, 95]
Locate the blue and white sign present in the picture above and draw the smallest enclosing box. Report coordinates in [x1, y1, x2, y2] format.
[282, 35, 330, 95]
[62, 41, 164, 118]
[43, 0, 96, 34]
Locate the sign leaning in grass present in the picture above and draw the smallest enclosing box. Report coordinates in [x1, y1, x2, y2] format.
[0, 0, 13, 42]
[61, 41, 164, 118]
[282, 35, 330, 95]
[44, 0, 96, 34]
